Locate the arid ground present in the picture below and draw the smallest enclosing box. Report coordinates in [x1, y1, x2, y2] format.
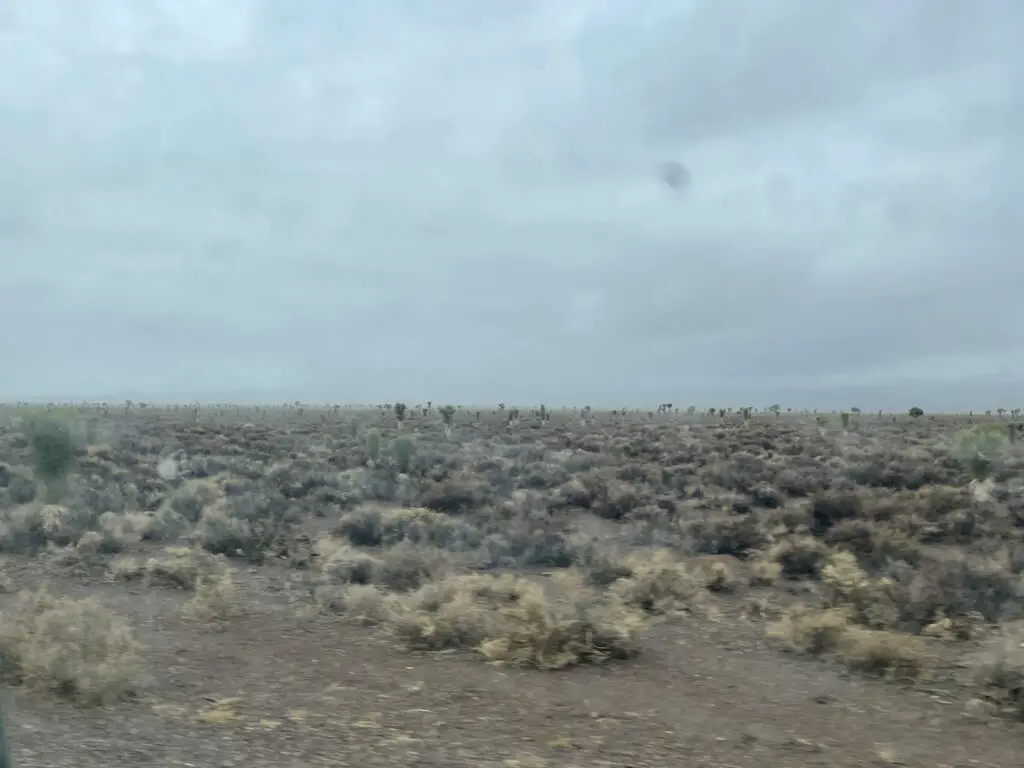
[1, 405, 1023, 767]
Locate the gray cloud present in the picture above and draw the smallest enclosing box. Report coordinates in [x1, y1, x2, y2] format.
[1, 0, 1021, 409]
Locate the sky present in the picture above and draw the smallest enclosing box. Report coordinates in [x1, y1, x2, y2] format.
[1, 0, 1021, 410]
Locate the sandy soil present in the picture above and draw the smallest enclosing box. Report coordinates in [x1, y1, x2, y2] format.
[2, 557, 1019, 768]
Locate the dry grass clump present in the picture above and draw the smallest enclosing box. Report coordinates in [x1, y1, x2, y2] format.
[823, 519, 923, 569]
[702, 560, 742, 593]
[574, 541, 634, 586]
[109, 546, 227, 590]
[387, 571, 645, 669]
[0, 588, 142, 704]
[820, 551, 902, 630]
[332, 584, 393, 625]
[748, 558, 782, 586]
[767, 604, 850, 655]
[767, 604, 931, 681]
[609, 549, 708, 615]
[835, 626, 932, 681]
[186, 570, 238, 621]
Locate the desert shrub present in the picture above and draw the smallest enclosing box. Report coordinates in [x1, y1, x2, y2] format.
[187, 571, 238, 621]
[589, 480, 642, 521]
[401, 511, 482, 550]
[23, 415, 77, 495]
[809, 490, 863, 535]
[767, 535, 831, 578]
[767, 605, 849, 655]
[320, 545, 379, 585]
[0, 589, 142, 704]
[610, 550, 707, 615]
[134, 505, 191, 542]
[92, 512, 137, 552]
[834, 626, 931, 681]
[820, 552, 901, 629]
[1, 466, 37, 505]
[575, 543, 635, 587]
[312, 583, 392, 624]
[371, 542, 452, 591]
[685, 516, 771, 559]
[418, 478, 490, 514]
[162, 478, 222, 524]
[974, 624, 1024, 717]
[109, 546, 226, 590]
[953, 424, 1013, 482]
[386, 571, 644, 669]
[702, 560, 742, 593]
[317, 541, 451, 592]
[335, 505, 385, 547]
[334, 505, 480, 550]
[192, 489, 295, 561]
[894, 555, 1023, 630]
[748, 558, 782, 586]
[478, 526, 580, 570]
[0, 503, 98, 553]
[824, 519, 923, 569]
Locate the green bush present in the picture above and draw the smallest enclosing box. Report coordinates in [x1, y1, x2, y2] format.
[25, 415, 76, 482]
[953, 424, 1011, 481]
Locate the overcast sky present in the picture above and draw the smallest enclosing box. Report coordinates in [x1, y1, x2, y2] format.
[1, 0, 1021, 409]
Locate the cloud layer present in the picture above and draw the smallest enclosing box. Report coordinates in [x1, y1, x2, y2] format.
[2, 0, 1021, 409]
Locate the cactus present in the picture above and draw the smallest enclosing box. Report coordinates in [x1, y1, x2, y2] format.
[390, 436, 414, 473]
[366, 428, 381, 467]
[840, 411, 850, 430]
[438, 405, 456, 438]
[392, 403, 407, 429]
